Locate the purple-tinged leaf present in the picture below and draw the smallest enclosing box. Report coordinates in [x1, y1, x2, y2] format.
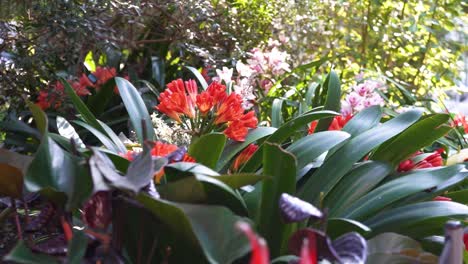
[25, 203, 55, 232]
[332, 232, 367, 264]
[31, 234, 68, 255]
[166, 146, 188, 162]
[288, 229, 340, 262]
[279, 193, 323, 223]
[82, 191, 112, 230]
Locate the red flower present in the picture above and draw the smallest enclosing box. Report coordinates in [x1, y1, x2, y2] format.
[224, 121, 248, 141]
[156, 79, 196, 121]
[397, 151, 443, 172]
[299, 237, 317, 264]
[308, 115, 352, 134]
[236, 221, 270, 264]
[196, 92, 214, 115]
[433, 196, 452, 201]
[156, 79, 258, 141]
[215, 93, 244, 124]
[231, 144, 258, 172]
[93, 67, 116, 87]
[452, 113, 468, 134]
[464, 233, 468, 251]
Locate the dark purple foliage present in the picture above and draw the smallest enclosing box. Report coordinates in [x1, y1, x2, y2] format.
[332, 232, 367, 264]
[31, 234, 67, 255]
[25, 202, 55, 232]
[279, 193, 323, 223]
[82, 191, 112, 230]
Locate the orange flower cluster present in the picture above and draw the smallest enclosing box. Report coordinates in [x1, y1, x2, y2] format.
[36, 67, 120, 110]
[156, 79, 258, 141]
[397, 149, 444, 172]
[123, 141, 195, 183]
[230, 144, 258, 172]
[308, 115, 353, 134]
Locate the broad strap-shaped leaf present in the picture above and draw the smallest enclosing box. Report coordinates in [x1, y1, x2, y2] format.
[326, 218, 371, 240]
[189, 133, 226, 169]
[314, 70, 341, 132]
[271, 98, 284, 128]
[212, 173, 267, 189]
[136, 194, 250, 264]
[325, 161, 393, 217]
[241, 110, 338, 173]
[28, 102, 48, 135]
[73, 120, 121, 153]
[342, 106, 382, 137]
[185, 66, 208, 89]
[364, 201, 468, 237]
[4, 240, 59, 264]
[66, 230, 88, 264]
[216, 127, 277, 171]
[340, 165, 464, 221]
[257, 143, 297, 256]
[371, 113, 451, 166]
[115, 77, 155, 143]
[366, 233, 438, 263]
[286, 131, 350, 176]
[165, 162, 219, 182]
[56, 116, 85, 148]
[298, 109, 423, 205]
[157, 174, 248, 216]
[61, 78, 107, 135]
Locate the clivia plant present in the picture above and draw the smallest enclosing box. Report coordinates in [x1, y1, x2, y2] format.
[0, 67, 467, 263]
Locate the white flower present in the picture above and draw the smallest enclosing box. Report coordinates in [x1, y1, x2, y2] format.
[236, 61, 255, 78]
[214, 67, 233, 84]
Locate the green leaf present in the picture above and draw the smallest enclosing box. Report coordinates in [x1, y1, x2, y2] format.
[73, 120, 121, 153]
[326, 218, 371, 240]
[365, 201, 468, 237]
[0, 163, 23, 198]
[371, 114, 451, 166]
[25, 136, 93, 210]
[286, 131, 350, 174]
[315, 71, 341, 132]
[115, 77, 155, 143]
[189, 133, 226, 169]
[97, 120, 127, 153]
[342, 105, 382, 137]
[271, 98, 284, 128]
[446, 189, 468, 204]
[136, 194, 249, 264]
[366, 233, 438, 263]
[326, 161, 393, 217]
[341, 165, 464, 221]
[158, 175, 248, 216]
[66, 230, 88, 264]
[165, 162, 219, 182]
[216, 127, 277, 171]
[185, 66, 208, 90]
[213, 173, 267, 189]
[28, 102, 48, 135]
[258, 143, 297, 257]
[56, 116, 85, 148]
[61, 77, 107, 135]
[86, 82, 114, 116]
[241, 110, 338, 173]
[298, 109, 423, 205]
[4, 240, 59, 264]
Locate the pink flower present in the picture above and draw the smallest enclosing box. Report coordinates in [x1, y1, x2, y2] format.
[213, 67, 233, 84]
